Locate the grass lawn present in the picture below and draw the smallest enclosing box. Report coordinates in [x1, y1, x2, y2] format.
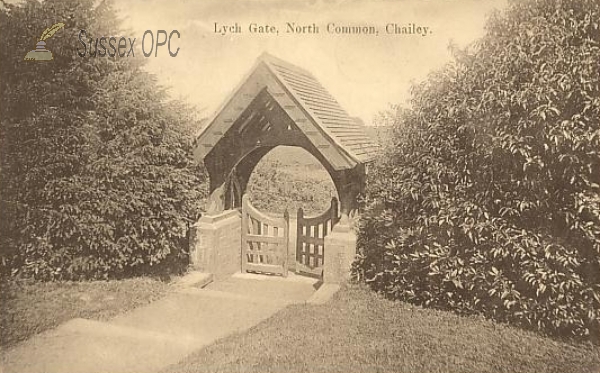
[164, 284, 600, 373]
[0, 277, 171, 348]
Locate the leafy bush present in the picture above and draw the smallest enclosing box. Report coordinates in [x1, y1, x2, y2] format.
[247, 146, 337, 216]
[0, 0, 207, 280]
[355, 0, 600, 340]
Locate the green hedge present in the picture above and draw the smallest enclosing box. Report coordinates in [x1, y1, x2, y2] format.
[355, 0, 600, 340]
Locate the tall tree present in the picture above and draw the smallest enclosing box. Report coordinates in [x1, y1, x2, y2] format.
[0, 0, 206, 280]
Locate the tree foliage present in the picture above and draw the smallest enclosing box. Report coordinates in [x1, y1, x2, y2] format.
[356, 0, 600, 340]
[0, 0, 207, 280]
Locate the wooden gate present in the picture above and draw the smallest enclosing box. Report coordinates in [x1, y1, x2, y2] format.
[241, 194, 289, 276]
[296, 197, 340, 278]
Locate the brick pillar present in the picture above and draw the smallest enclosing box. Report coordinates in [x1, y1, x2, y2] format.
[189, 209, 241, 277]
[323, 223, 357, 284]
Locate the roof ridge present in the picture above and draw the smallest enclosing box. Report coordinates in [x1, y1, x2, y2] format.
[259, 52, 316, 80]
[259, 53, 378, 164]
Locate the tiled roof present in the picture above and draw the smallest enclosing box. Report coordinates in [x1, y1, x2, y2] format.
[194, 53, 379, 170]
[260, 53, 378, 163]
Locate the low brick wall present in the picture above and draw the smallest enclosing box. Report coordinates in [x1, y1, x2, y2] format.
[323, 225, 357, 284]
[189, 210, 241, 277]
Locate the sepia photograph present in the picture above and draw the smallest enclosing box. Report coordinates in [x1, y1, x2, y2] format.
[1, 0, 599, 372]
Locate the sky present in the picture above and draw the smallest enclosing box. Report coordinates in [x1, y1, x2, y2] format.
[118, 0, 508, 125]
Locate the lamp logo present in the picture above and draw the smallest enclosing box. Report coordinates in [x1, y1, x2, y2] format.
[24, 22, 65, 61]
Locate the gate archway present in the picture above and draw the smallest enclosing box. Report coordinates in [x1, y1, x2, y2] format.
[245, 146, 338, 215]
[190, 53, 378, 282]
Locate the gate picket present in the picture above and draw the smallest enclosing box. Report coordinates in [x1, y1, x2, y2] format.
[296, 197, 340, 278]
[241, 194, 289, 276]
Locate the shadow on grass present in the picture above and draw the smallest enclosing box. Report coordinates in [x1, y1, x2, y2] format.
[0, 276, 173, 348]
[162, 284, 600, 373]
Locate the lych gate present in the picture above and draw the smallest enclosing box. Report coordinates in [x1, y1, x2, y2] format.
[189, 53, 378, 283]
